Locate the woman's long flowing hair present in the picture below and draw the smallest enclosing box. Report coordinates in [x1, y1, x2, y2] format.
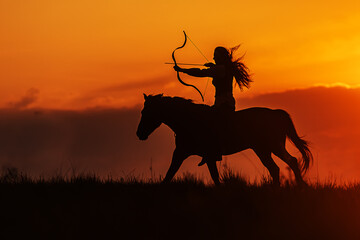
[216, 45, 252, 90]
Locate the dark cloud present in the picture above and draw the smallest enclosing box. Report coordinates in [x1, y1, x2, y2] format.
[8, 88, 40, 109]
[238, 86, 360, 180]
[0, 108, 176, 178]
[238, 86, 360, 135]
[1, 86, 360, 181]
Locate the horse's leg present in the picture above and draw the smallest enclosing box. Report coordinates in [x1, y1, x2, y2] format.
[254, 149, 280, 186]
[206, 160, 220, 185]
[273, 146, 307, 186]
[163, 148, 188, 183]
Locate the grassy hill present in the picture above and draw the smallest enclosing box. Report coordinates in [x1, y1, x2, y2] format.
[1, 168, 360, 240]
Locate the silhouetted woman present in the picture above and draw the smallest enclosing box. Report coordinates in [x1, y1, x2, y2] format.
[174, 46, 252, 166]
[174, 45, 252, 112]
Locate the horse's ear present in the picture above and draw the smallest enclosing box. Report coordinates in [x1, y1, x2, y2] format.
[143, 93, 148, 100]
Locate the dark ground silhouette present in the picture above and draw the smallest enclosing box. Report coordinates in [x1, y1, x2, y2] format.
[1, 170, 360, 240]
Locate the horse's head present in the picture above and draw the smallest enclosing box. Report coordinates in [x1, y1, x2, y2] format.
[136, 93, 164, 140]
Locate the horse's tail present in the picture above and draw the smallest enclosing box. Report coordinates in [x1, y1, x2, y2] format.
[283, 111, 313, 173]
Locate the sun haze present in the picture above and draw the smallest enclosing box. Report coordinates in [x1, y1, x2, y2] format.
[1, 0, 360, 109]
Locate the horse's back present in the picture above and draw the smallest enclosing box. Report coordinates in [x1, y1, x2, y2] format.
[235, 107, 289, 120]
[232, 107, 290, 141]
[235, 107, 277, 123]
[236, 107, 281, 114]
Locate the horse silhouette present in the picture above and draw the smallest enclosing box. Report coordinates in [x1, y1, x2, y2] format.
[136, 94, 313, 185]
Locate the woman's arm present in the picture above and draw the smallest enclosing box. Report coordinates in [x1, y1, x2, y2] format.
[174, 65, 213, 78]
[182, 68, 212, 77]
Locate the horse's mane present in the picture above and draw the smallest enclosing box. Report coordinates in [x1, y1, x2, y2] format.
[151, 94, 211, 112]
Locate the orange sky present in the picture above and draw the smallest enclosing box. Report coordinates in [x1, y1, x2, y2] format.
[2, 1, 360, 182]
[2, 0, 360, 109]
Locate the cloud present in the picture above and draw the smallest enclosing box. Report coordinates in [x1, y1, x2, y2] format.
[1, 85, 360, 181]
[238, 86, 360, 132]
[8, 88, 40, 109]
[238, 86, 360, 180]
[0, 107, 176, 178]
[69, 75, 173, 108]
[97, 75, 172, 93]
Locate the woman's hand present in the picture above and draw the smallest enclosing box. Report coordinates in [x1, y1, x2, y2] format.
[173, 65, 182, 72]
[204, 62, 215, 67]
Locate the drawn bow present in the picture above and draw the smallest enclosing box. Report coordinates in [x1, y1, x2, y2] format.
[172, 31, 205, 102]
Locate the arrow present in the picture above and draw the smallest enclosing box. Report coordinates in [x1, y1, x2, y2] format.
[165, 62, 204, 66]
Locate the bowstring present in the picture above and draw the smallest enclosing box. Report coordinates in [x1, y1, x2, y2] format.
[185, 33, 211, 101]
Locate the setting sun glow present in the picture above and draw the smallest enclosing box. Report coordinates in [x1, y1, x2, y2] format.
[1, 1, 360, 109]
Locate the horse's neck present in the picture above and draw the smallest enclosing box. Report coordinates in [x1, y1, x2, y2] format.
[161, 109, 184, 134]
[161, 106, 202, 135]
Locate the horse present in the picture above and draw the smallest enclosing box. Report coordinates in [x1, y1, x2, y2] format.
[136, 94, 313, 185]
